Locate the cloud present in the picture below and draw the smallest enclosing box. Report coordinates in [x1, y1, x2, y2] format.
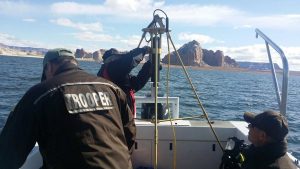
[74, 33, 147, 50]
[0, 1, 32, 15]
[50, 0, 161, 19]
[178, 32, 223, 44]
[102, 0, 165, 18]
[0, 32, 43, 48]
[73, 32, 114, 42]
[50, 2, 241, 24]
[164, 5, 244, 26]
[104, 0, 149, 12]
[237, 14, 300, 30]
[50, 18, 103, 32]
[234, 25, 253, 29]
[2, 0, 300, 30]
[214, 44, 300, 71]
[50, 2, 108, 15]
[117, 33, 182, 52]
[118, 35, 141, 49]
[49, 1, 300, 31]
[283, 47, 300, 71]
[0, 1, 45, 17]
[22, 18, 36, 22]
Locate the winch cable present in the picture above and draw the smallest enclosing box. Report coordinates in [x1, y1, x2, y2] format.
[166, 31, 225, 152]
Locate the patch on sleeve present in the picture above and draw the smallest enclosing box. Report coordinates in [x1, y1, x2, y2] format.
[61, 84, 114, 114]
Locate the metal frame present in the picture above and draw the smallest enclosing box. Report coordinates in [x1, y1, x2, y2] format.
[255, 28, 289, 115]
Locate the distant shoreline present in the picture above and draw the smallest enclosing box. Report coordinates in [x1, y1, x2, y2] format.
[0, 54, 96, 62]
[0, 54, 43, 59]
[1, 54, 299, 76]
[162, 63, 300, 76]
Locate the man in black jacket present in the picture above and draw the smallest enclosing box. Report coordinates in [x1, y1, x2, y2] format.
[241, 110, 297, 169]
[0, 48, 136, 169]
[97, 47, 152, 116]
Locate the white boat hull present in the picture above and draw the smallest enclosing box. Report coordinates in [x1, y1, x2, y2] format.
[20, 120, 299, 169]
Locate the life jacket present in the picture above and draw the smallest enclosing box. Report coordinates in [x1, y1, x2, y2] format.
[128, 89, 136, 117]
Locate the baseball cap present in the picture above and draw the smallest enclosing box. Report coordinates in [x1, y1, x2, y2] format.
[102, 48, 119, 61]
[43, 48, 75, 67]
[244, 110, 288, 141]
[102, 48, 124, 64]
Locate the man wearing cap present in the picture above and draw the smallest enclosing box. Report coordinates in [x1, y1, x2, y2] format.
[97, 46, 153, 116]
[0, 48, 136, 169]
[241, 110, 297, 169]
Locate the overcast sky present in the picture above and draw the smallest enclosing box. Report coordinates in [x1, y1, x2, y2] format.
[0, 0, 300, 70]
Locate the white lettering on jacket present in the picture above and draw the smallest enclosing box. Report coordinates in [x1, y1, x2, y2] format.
[64, 92, 113, 114]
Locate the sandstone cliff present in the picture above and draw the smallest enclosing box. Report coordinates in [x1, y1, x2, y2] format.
[75, 48, 93, 58]
[92, 49, 106, 62]
[162, 40, 204, 66]
[161, 40, 237, 67]
[202, 49, 224, 66]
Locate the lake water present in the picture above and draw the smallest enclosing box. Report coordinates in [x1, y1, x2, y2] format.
[0, 55, 299, 159]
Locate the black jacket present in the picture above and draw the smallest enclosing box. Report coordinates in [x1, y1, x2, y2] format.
[0, 63, 136, 169]
[241, 140, 297, 169]
[97, 48, 152, 113]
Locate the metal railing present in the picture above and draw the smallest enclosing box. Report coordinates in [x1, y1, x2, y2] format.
[255, 28, 289, 116]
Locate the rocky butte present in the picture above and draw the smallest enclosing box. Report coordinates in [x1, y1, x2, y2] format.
[161, 40, 238, 68]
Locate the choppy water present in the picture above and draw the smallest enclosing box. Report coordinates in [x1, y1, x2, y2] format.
[0, 55, 299, 159]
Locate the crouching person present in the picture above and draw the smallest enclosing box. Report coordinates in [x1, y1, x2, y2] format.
[241, 110, 296, 169]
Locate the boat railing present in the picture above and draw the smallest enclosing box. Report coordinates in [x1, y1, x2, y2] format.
[255, 28, 289, 116]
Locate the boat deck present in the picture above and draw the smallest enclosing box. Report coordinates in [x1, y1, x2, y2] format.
[132, 120, 249, 169]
